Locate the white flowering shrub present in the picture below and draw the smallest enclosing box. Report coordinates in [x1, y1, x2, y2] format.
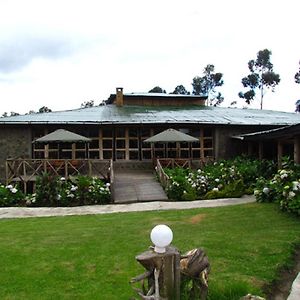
[0, 184, 24, 206]
[254, 166, 300, 215]
[29, 173, 111, 207]
[163, 157, 272, 201]
[165, 168, 197, 201]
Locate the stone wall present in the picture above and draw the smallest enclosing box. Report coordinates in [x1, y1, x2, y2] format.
[214, 125, 275, 160]
[0, 126, 32, 181]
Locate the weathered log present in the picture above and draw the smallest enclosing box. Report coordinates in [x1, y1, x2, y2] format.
[240, 295, 265, 300]
[131, 271, 152, 283]
[132, 247, 210, 299]
[131, 246, 180, 300]
[180, 248, 210, 300]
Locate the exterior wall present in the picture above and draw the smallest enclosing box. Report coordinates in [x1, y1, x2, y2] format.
[214, 125, 276, 160]
[31, 124, 214, 162]
[0, 123, 283, 183]
[122, 97, 206, 106]
[0, 126, 32, 181]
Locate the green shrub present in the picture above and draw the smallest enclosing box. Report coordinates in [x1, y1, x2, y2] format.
[0, 184, 24, 207]
[254, 161, 300, 216]
[166, 174, 195, 201]
[29, 173, 111, 207]
[204, 180, 245, 199]
[70, 176, 111, 205]
[34, 172, 60, 206]
[161, 157, 274, 201]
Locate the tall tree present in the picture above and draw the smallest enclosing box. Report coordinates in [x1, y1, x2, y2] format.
[192, 64, 224, 106]
[81, 100, 94, 108]
[295, 61, 300, 84]
[295, 100, 300, 113]
[239, 49, 280, 109]
[38, 106, 52, 113]
[171, 85, 190, 95]
[295, 62, 300, 112]
[148, 86, 166, 93]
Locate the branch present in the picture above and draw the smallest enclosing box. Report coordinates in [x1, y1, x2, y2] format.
[130, 271, 152, 283]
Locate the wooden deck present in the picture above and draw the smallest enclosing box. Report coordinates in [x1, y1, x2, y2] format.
[6, 158, 212, 202]
[6, 159, 113, 193]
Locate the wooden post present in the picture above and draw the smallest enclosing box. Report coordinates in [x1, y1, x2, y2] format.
[72, 143, 76, 160]
[99, 128, 103, 160]
[258, 142, 263, 160]
[125, 128, 129, 160]
[294, 136, 300, 164]
[133, 246, 181, 300]
[45, 144, 49, 159]
[132, 246, 210, 299]
[88, 160, 92, 176]
[247, 142, 253, 156]
[277, 141, 283, 168]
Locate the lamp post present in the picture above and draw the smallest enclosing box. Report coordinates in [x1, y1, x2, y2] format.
[150, 224, 173, 254]
[132, 224, 180, 299]
[131, 225, 211, 299]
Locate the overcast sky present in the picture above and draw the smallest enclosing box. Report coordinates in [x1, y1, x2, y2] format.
[0, 0, 299, 114]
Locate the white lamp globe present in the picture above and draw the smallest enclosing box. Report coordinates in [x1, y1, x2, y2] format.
[150, 224, 173, 253]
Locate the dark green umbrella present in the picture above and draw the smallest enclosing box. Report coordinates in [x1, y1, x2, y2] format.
[143, 128, 198, 143]
[34, 129, 91, 143]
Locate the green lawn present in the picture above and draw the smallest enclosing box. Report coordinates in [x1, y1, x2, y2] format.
[1, 203, 300, 299]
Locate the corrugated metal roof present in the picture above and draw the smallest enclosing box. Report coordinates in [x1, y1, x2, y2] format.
[0, 105, 299, 126]
[232, 124, 300, 140]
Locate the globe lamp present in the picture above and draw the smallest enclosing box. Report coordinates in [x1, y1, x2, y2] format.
[150, 224, 173, 253]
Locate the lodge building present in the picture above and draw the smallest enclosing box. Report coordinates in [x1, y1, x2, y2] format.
[0, 87, 299, 182]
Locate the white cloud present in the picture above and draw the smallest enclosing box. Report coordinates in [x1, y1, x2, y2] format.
[0, 0, 299, 114]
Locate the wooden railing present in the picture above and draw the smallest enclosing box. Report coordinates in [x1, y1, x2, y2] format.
[155, 158, 215, 190]
[157, 158, 192, 169]
[109, 159, 115, 202]
[6, 158, 112, 187]
[155, 159, 171, 189]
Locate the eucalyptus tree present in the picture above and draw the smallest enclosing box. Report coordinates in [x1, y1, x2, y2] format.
[295, 61, 300, 84]
[81, 100, 94, 108]
[171, 85, 190, 95]
[239, 49, 280, 109]
[148, 86, 166, 93]
[295, 62, 300, 112]
[192, 64, 224, 106]
[38, 106, 52, 113]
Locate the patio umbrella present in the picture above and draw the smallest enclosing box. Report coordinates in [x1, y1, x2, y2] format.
[33, 129, 92, 159]
[143, 128, 198, 143]
[34, 129, 91, 143]
[144, 128, 199, 159]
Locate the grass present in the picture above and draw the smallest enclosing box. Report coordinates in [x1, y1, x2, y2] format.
[0, 203, 300, 299]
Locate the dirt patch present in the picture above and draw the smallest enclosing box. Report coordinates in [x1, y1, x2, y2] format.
[264, 245, 300, 300]
[188, 213, 206, 224]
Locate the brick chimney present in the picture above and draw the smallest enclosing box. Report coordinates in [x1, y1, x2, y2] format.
[116, 87, 124, 106]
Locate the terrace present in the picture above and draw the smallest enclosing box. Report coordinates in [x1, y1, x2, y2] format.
[6, 158, 113, 194]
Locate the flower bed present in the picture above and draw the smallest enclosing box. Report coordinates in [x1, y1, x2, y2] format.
[0, 173, 111, 207]
[162, 157, 276, 201]
[254, 161, 300, 215]
[161, 155, 300, 217]
[0, 184, 25, 207]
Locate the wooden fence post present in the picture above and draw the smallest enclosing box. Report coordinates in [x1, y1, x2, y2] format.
[132, 246, 181, 300]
